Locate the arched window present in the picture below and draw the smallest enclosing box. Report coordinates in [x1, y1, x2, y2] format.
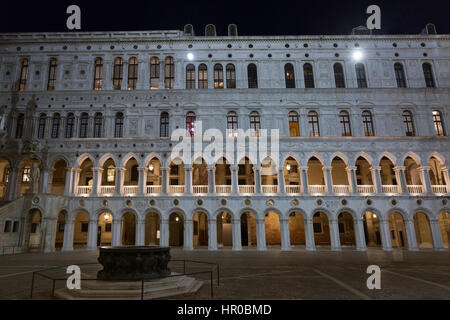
[47, 58, 57, 91]
[127, 57, 138, 90]
[362, 110, 374, 136]
[186, 64, 195, 89]
[308, 111, 320, 136]
[288, 111, 299, 136]
[423, 63, 435, 88]
[37, 114, 46, 139]
[250, 111, 260, 136]
[394, 63, 407, 88]
[198, 64, 208, 88]
[114, 112, 124, 138]
[51, 113, 61, 138]
[247, 64, 258, 88]
[150, 57, 160, 90]
[205, 24, 216, 37]
[284, 63, 295, 88]
[333, 63, 345, 88]
[402, 110, 415, 136]
[15, 113, 24, 138]
[160, 112, 169, 137]
[65, 113, 75, 138]
[433, 110, 445, 136]
[112, 57, 123, 90]
[355, 63, 367, 88]
[339, 111, 352, 136]
[107, 165, 115, 182]
[18, 59, 28, 91]
[93, 57, 103, 90]
[227, 111, 238, 137]
[226, 64, 236, 88]
[186, 112, 196, 137]
[79, 113, 89, 138]
[303, 63, 314, 88]
[165, 57, 175, 89]
[214, 64, 224, 89]
[93, 113, 103, 138]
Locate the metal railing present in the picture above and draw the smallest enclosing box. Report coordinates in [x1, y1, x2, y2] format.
[30, 259, 219, 300]
[0, 246, 23, 255]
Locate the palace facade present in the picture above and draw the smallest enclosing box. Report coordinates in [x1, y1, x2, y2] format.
[0, 24, 449, 253]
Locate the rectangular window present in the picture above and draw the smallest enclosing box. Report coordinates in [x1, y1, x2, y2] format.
[3, 220, 12, 233]
[31, 223, 38, 234]
[47, 59, 57, 91]
[313, 223, 322, 233]
[12, 221, 19, 233]
[105, 223, 112, 232]
[81, 223, 89, 233]
[22, 167, 31, 182]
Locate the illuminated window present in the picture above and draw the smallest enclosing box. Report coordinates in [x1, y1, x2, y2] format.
[198, 64, 208, 88]
[93, 113, 103, 138]
[308, 111, 320, 136]
[65, 113, 75, 138]
[355, 63, 367, 88]
[112, 57, 123, 90]
[51, 113, 61, 138]
[79, 113, 89, 138]
[114, 112, 124, 138]
[214, 64, 224, 89]
[160, 112, 169, 137]
[334, 63, 345, 88]
[433, 110, 445, 136]
[247, 64, 258, 88]
[339, 111, 352, 136]
[164, 57, 174, 89]
[47, 58, 57, 91]
[226, 64, 236, 88]
[22, 167, 31, 182]
[362, 110, 374, 136]
[4, 167, 10, 183]
[107, 165, 115, 182]
[15, 113, 24, 139]
[150, 57, 160, 90]
[288, 111, 299, 137]
[186, 112, 196, 137]
[303, 63, 314, 88]
[19, 59, 28, 91]
[250, 111, 260, 136]
[394, 63, 407, 88]
[402, 110, 415, 136]
[93, 57, 103, 90]
[186, 64, 195, 89]
[423, 63, 435, 88]
[127, 57, 138, 90]
[227, 111, 238, 137]
[285, 63, 295, 88]
[37, 114, 46, 139]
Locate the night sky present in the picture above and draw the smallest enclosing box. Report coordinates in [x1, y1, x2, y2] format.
[1, 0, 449, 35]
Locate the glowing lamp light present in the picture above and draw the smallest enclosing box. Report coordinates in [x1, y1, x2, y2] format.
[352, 50, 363, 61]
[187, 53, 194, 61]
[286, 164, 291, 171]
[372, 213, 377, 219]
[104, 213, 110, 221]
[175, 217, 179, 222]
[148, 164, 154, 172]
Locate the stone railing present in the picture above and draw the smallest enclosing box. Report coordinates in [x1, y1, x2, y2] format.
[239, 185, 255, 194]
[432, 185, 447, 195]
[99, 186, 115, 195]
[308, 185, 326, 195]
[285, 185, 301, 194]
[76, 186, 92, 195]
[357, 185, 375, 194]
[192, 185, 208, 194]
[146, 185, 162, 194]
[407, 185, 424, 195]
[333, 185, 350, 195]
[262, 185, 278, 194]
[215, 185, 231, 194]
[123, 185, 138, 195]
[169, 185, 185, 194]
[382, 185, 399, 194]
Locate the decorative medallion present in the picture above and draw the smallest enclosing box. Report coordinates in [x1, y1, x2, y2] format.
[366, 199, 372, 206]
[341, 199, 347, 206]
[267, 200, 274, 206]
[391, 199, 397, 206]
[417, 199, 422, 205]
[317, 199, 322, 206]
[79, 200, 85, 206]
[126, 200, 132, 206]
[173, 199, 179, 206]
[245, 199, 251, 206]
[221, 199, 227, 206]
[292, 199, 298, 206]
[150, 200, 155, 206]
[197, 199, 203, 206]
[103, 200, 108, 206]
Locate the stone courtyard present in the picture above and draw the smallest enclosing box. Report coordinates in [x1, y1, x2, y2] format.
[1, 248, 449, 300]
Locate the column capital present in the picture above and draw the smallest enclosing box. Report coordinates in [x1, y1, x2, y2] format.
[89, 219, 97, 224]
[231, 165, 239, 171]
[115, 167, 126, 172]
[346, 166, 357, 172]
[418, 166, 431, 172]
[137, 167, 147, 172]
[299, 166, 309, 172]
[93, 167, 103, 173]
[322, 166, 333, 171]
[393, 166, 406, 172]
[253, 165, 261, 171]
[161, 166, 169, 172]
[184, 165, 192, 171]
[207, 165, 216, 171]
[370, 166, 381, 172]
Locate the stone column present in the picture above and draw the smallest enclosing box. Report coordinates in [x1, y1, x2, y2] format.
[346, 166, 359, 195]
[136, 219, 145, 246]
[64, 168, 73, 196]
[370, 166, 383, 194]
[208, 219, 218, 251]
[42, 218, 57, 253]
[254, 165, 262, 194]
[91, 167, 102, 196]
[231, 165, 239, 195]
[256, 218, 266, 251]
[299, 166, 309, 195]
[5, 167, 19, 201]
[354, 218, 367, 251]
[232, 218, 242, 251]
[114, 167, 124, 196]
[184, 166, 192, 195]
[161, 167, 169, 195]
[62, 220, 74, 251]
[159, 60, 165, 89]
[323, 166, 334, 195]
[304, 218, 316, 251]
[160, 219, 169, 247]
[121, 61, 128, 90]
[429, 219, 444, 251]
[207, 166, 215, 195]
[137, 167, 147, 196]
[38, 168, 51, 194]
[404, 219, 419, 251]
[394, 166, 407, 195]
[419, 166, 433, 195]
[329, 218, 341, 251]
[73, 168, 81, 195]
[379, 218, 392, 251]
[278, 168, 286, 195]
[86, 219, 98, 250]
[103, 59, 113, 90]
[184, 219, 194, 250]
[280, 218, 291, 251]
[441, 167, 450, 194]
[112, 220, 121, 246]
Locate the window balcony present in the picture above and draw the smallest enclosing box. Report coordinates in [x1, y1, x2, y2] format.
[357, 185, 375, 195]
[285, 185, 301, 194]
[239, 185, 255, 194]
[169, 185, 185, 194]
[262, 185, 278, 194]
[407, 185, 424, 195]
[432, 185, 447, 195]
[145, 185, 162, 195]
[309, 185, 326, 195]
[76, 186, 92, 196]
[99, 186, 115, 196]
[382, 185, 400, 194]
[332, 185, 350, 195]
[123, 185, 138, 196]
[193, 185, 208, 194]
[215, 185, 231, 194]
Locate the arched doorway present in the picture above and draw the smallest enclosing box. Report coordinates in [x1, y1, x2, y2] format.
[73, 211, 89, 250]
[331, 157, 350, 195]
[388, 212, 407, 248]
[313, 212, 331, 246]
[284, 157, 301, 194]
[169, 212, 184, 247]
[50, 159, 67, 195]
[438, 212, 450, 248]
[238, 157, 254, 194]
[289, 212, 306, 247]
[77, 158, 93, 196]
[338, 212, 356, 247]
[363, 211, 382, 247]
[193, 212, 208, 248]
[145, 212, 160, 245]
[98, 212, 113, 246]
[414, 212, 433, 249]
[307, 157, 325, 195]
[55, 211, 66, 250]
[121, 212, 136, 245]
[215, 157, 231, 194]
[240, 212, 256, 247]
[217, 211, 232, 248]
[27, 209, 42, 251]
[265, 212, 281, 247]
